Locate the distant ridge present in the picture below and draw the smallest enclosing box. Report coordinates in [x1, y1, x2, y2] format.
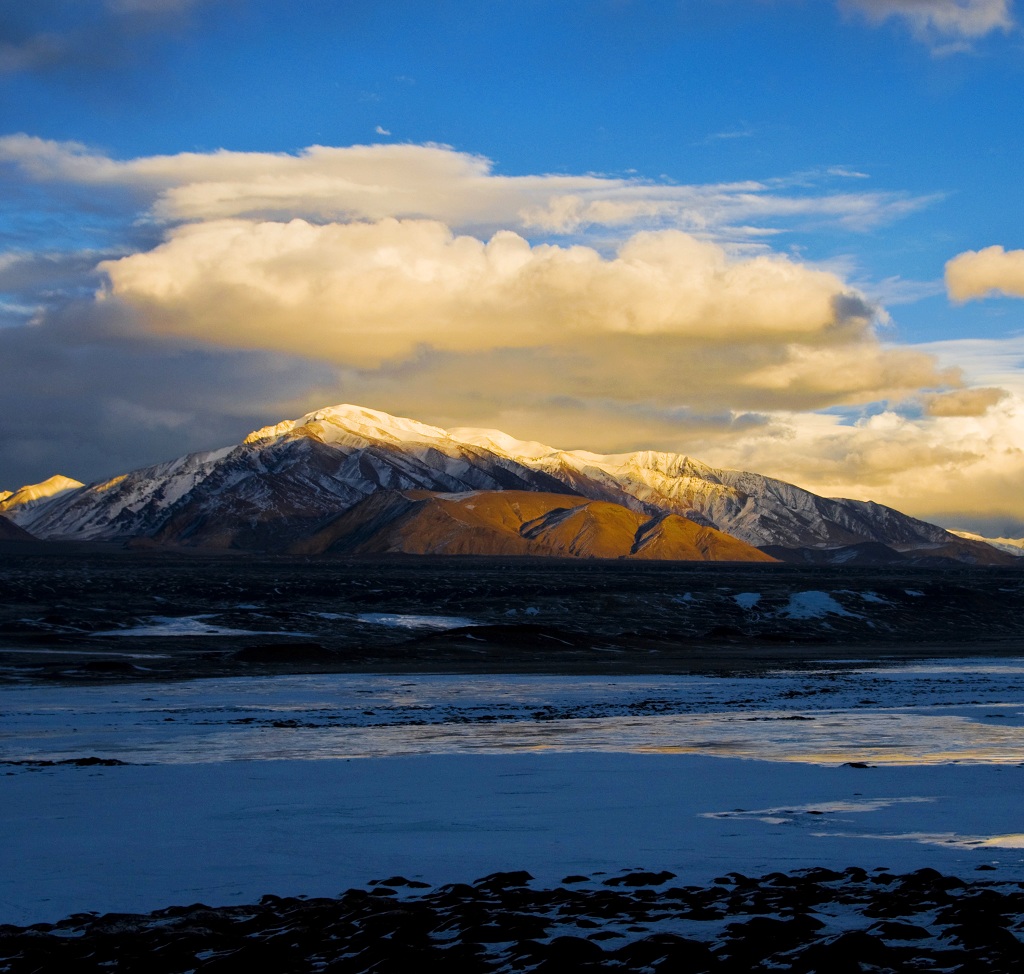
[0, 403, 1013, 563]
[949, 530, 1024, 558]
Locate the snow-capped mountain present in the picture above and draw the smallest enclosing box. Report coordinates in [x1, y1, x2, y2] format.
[0, 407, 574, 549]
[0, 474, 83, 515]
[0, 403, 1009, 561]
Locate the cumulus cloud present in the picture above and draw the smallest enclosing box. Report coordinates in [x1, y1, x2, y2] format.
[0, 136, 937, 239]
[843, 0, 1013, 43]
[921, 386, 1008, 416]
[945, 245, 1024, 301]
[94, 217, 959, 414]
[703, 332, 1024, 527]
[99, 220, 864, 351]
[691, 381, 1024, 528]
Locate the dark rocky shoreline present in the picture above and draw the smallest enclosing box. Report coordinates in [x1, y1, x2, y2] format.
[3, 867, 1023, 972]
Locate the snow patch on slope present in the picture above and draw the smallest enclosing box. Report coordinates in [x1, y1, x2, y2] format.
[779, 591, 859, 619]
[93, 615, 310, 637]
[448, 427, 556, 461]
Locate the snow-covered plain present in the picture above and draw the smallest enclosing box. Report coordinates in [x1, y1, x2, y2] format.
[2, 661, 1024, 926]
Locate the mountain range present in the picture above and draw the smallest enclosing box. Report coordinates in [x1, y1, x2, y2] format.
[0, 403, 1014, 564]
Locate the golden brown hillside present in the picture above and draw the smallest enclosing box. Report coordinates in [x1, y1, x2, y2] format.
[292, 490, 776, 562]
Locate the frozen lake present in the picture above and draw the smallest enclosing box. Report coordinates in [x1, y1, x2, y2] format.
[3, 659, 1024, 924]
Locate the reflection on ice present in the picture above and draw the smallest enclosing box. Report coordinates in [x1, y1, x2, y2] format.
[159, 710, 1024, 765]
[4, 659, 1024, 767]
[824, 831, 1024, 850]
[856, 663, 1024, 675]
[981, 834, 1024, 847]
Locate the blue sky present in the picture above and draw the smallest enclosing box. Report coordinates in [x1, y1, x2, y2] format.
[2, 0, 1023, 533]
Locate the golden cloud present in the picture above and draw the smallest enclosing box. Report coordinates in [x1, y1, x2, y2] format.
[922, 387, 1008, 417]
[946, 245, 1024, 302]
[97, 217, 958, 413]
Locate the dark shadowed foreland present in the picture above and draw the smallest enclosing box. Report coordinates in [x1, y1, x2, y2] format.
[2, 542, 1022, 685]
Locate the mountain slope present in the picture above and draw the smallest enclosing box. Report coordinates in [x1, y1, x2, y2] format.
[290, 490, 777, 561]
[524, 450, 957, 550]
[0, 515, 36, 542]
[0, 403, 1003, 561]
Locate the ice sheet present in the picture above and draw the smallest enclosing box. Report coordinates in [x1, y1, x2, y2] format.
[3, 659, 1024, 926]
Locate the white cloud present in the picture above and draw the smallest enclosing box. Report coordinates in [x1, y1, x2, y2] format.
[860, 275, 946, 307]
[696, 125, 757, 145]
[913, 333, 1024, 396]
[0, 136, 938, 240]
[843, 0, 1013, 43]
[946, 245, 1024, 301]
[826, 166, 870, 179]
[105, 0, 205, 11]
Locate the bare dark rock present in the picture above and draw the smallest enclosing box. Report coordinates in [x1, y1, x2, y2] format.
[869, 919, 933, 940]
[473, 871, 534, 890]
[234, 642, 334, 662]
[5, 866, 1022, 973]
[603, 871, 677, 888]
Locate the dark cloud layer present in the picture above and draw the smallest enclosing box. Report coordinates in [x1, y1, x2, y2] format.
[0, 0, 220, 77]
[0, 303, 341, 489]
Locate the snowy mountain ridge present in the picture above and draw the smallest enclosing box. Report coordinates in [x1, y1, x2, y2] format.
[0, 403, 1006, 560]
[950, 530, 1024, 558]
